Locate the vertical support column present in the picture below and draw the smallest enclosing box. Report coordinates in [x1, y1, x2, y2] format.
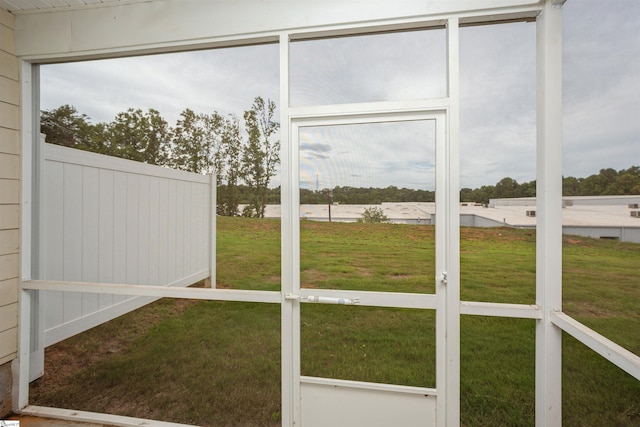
[16, 58, 44, 393]
[205, 172, 216, 288]
[280, 32, 300, 427]
[19, 61, 35, 285]
[31, 68, 45, 382]
[29, 133, 46, 381]
[536, 1, 564, 426]
[444, 17, 461, 427]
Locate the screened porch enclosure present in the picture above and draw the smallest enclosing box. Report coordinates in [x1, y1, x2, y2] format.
[12, 1, 640, 426]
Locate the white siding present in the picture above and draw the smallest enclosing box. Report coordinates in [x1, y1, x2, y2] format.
[0, 7, 18, 366]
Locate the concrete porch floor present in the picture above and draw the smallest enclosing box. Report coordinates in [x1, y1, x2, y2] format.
[6, 416, 106, 427]
[6, 411, 195, 426]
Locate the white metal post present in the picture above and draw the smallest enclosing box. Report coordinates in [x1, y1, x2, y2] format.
[205, 173, 216, 288]
[445, 17, 461, 427]
[19, 60, 35, 283]
[435, 120, 457, 424]
[279, 32, 300, 427]
[16, 58, 45, 388]
[29, 133, 46, 382]
[535, 1, 564, 426]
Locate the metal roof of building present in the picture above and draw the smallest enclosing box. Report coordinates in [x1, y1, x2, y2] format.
[261, 196, 640, 228]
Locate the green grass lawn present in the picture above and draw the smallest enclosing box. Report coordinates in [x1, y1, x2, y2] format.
[31, 216, 640, 426]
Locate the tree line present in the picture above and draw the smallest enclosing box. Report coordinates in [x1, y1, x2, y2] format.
[41, 103, 638, 212]
[41, 100, 279, 217]
[300, 186, 435, 205]
[300, 167, 639, 206]
[461, 167, 640, 204]
[223, 165, 639, 207]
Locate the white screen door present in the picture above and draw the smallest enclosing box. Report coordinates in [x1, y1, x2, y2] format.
[282, 109, 457, 426]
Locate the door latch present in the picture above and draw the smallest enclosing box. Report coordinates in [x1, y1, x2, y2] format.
[439, 271, 448, 285]
[285, 293, 360, 305]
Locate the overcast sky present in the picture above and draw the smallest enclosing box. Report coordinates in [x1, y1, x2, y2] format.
[40, 0, 639, 190]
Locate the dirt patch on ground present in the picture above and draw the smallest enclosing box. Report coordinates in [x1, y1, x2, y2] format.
[564, 301, 616, 319]
[461, 227, 534, 243]
[30, 297, 198, 400]
[356, 267, 373, 277]
[301, 269, 330, 284]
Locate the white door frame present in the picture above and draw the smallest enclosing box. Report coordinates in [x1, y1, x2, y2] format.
[281, 107, 459, 426]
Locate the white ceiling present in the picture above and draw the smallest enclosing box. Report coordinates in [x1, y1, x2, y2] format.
[0, 0, 148, 14]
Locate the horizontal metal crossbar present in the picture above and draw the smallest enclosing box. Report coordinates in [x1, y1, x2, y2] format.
[551, 311, 640, 381]
[20, 280, 281, 304]
[301, 376, 438, 396]
[460, 301, 542, 319]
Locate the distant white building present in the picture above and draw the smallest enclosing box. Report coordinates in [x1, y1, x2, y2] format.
[261, 195, 640, 243]
[484, 195, 640, 243]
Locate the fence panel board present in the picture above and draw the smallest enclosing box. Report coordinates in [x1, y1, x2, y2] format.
[112, 170, 128, 304]
[98, 169, 115, 309]
[39, 140, 212, 347]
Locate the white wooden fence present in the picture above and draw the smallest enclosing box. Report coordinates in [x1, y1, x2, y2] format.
[33, 137, 214, 375]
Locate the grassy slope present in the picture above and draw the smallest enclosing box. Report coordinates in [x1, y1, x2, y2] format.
[31, 216, 640, 426]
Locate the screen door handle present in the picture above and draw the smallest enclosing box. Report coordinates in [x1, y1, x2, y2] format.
[438, 271, 448, 285]
[285, 293, 360, 305]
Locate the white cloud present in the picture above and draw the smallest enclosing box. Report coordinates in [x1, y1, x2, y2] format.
[289, 28, 447, 106]
[299, 120, 436, 190]
[41, 43, 280, 125]
[562, 0, 640, 178]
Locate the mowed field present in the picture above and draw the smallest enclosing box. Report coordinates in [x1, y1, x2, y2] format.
[31, 216, 640, 426]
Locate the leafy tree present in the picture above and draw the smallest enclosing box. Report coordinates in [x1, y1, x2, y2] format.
[218, 114, 243, 216]
[600, 168, 619, 194]
[299, 188, 318, 204]
[563, 176, 580, 196]
[240, 97, 280, 218]
[494, 177, 519, 199]
[617, 171, 640, 194]
[267, 185, 281, 204]
[460, 188, 475, 202]
[357, 206, 390, 223]
[607, 172, 640, 195]
[580, 168, 616, 195]
[108, 108, 171, 165]
[200, 112, 225, 180]
[40, 104, 107, 153]
[171, 109, 210, 173]
[518, 180, 536, 197]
